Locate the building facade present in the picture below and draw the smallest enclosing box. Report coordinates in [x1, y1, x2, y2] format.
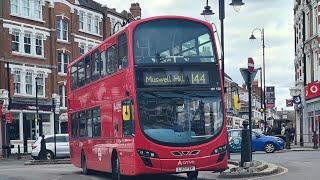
[294, 0, 320, 144]
[0, 0, 141, 153]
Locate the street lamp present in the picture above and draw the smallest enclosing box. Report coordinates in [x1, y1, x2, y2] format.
[290, 87, 303, 146]
[201, 0, 245, 87]
[35, 77, 42, 137]
[249, 28, 266, 134]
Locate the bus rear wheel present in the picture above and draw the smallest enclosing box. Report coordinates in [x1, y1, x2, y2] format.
[187, 171, 199, 179]
[112, 156, 121, 180]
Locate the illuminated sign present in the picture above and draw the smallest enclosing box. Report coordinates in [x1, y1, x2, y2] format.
[143, 71, 209, 86]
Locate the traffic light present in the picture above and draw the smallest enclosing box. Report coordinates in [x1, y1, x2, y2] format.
[233, 95, 241, 110]
[34, 118, 40, 123]
[259, 108, 264, 113]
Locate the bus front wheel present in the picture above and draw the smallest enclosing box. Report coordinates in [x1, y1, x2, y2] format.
[187, 171, 199, 179]
[112, 155, 121, 180]
[81, 154, 92, 175]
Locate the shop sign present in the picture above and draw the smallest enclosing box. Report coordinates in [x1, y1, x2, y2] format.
[305, 82, 320, 100]
[5, 112, 12, 123]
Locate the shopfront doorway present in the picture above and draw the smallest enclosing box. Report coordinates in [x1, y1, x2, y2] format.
[23, 113, 36, 153]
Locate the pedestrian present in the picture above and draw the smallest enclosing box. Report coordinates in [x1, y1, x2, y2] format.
[39, 134, 47, 160]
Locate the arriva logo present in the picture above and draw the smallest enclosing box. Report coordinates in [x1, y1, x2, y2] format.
[177, 160, 195, 166]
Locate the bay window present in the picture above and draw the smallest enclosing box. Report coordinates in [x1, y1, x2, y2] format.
[10, 0, 43, 20]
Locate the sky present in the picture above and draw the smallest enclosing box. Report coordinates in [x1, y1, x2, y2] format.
[95, 0, 295, 110]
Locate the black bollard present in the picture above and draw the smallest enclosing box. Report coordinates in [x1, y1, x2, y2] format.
[240, 120, 251, 167]
[39, 134, 47, 160]
[313, 131, 318, 149]
[17, 145, 21, 160]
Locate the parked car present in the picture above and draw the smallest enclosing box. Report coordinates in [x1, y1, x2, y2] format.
[228, 129, 285, 153]
[31, 134, 69, 160]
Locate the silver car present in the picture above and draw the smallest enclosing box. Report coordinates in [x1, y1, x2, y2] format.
[31, 134, 69, 160]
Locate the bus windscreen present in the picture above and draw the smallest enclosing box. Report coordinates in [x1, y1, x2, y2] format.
[133, 19, 216, 65]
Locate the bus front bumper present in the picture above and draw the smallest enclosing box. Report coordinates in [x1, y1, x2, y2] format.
[131, 152, 228, 175]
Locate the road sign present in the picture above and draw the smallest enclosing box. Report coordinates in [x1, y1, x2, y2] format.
[248, 57, 254, 73]
[240, 68, 258, 84]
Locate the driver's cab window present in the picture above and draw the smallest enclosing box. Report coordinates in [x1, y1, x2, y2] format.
[118, 33, 128, 70]
[231, 130, 241, 138]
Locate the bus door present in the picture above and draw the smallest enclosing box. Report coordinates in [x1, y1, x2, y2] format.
[113, 101, 123, 144]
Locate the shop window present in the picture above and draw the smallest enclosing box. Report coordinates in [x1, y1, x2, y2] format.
[9, 113, 20, 140]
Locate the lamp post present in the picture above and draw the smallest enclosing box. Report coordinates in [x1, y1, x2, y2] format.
[201, 0, 245, 87]
[249, 28, 266, 134]
[35, 77, 42, 137]
[290, 87, 303, 146]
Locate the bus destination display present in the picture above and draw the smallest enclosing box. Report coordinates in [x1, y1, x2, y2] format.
[143, 71, 209, 86]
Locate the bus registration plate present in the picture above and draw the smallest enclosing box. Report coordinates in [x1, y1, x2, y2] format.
[176, 166, 195, 172]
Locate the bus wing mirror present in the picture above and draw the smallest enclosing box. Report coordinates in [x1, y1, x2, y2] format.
[122, 105, 131, 121]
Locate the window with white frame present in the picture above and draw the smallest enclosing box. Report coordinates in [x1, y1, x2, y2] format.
[87, 15, 92, 32]
[307, 54, 311, 83]
[11, 31, 19, 52]
[78, 11, 101, 35]
[10, 0, 43, 20]
[80, 44, 85, 55]
[58, 52, 69, 74]
[56, 20, 68, 41]
[36, 73, 44, 96]
[94, 17, 99, 34]
[313, 5, 318, 35]
[25, 71, 33, 95]
[314, 51, 319, 81]
[22, 0, 30, 17]
[59, 85, 67, 108]
[24, 33, 31, 54]
[10, 0, 18, 14]
[34, 0, 42, 19]
[14, 70, 21, 94]
[11, 31, 45, 57]
[88, 45, 93, 51]
[35, 35, 43, 56]
[79, 12, 84, 29]
[306, 11, 310, 39]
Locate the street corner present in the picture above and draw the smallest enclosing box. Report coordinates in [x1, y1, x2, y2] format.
[218, 160, 284, 179]
[24, 159, 71, 165]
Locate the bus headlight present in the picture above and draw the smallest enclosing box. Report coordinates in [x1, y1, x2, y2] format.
[137, 149, 159, 158]
[211, 145, 227, 155]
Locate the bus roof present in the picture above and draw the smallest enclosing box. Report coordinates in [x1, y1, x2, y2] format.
[68, 15, 212, 68]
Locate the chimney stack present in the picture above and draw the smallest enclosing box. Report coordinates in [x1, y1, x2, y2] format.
[130, 3, 141, 19]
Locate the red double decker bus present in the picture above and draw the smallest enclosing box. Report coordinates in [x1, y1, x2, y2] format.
[67, 16, 227, 179]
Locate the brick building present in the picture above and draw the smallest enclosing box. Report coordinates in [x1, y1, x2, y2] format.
[0, 0, 141, 153]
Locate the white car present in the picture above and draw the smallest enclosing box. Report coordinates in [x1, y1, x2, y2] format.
[31, 134, 70, 160]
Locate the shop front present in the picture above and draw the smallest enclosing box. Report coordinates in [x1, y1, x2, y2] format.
[305, 82, 320, 143]
[9, 102, 53, 153]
